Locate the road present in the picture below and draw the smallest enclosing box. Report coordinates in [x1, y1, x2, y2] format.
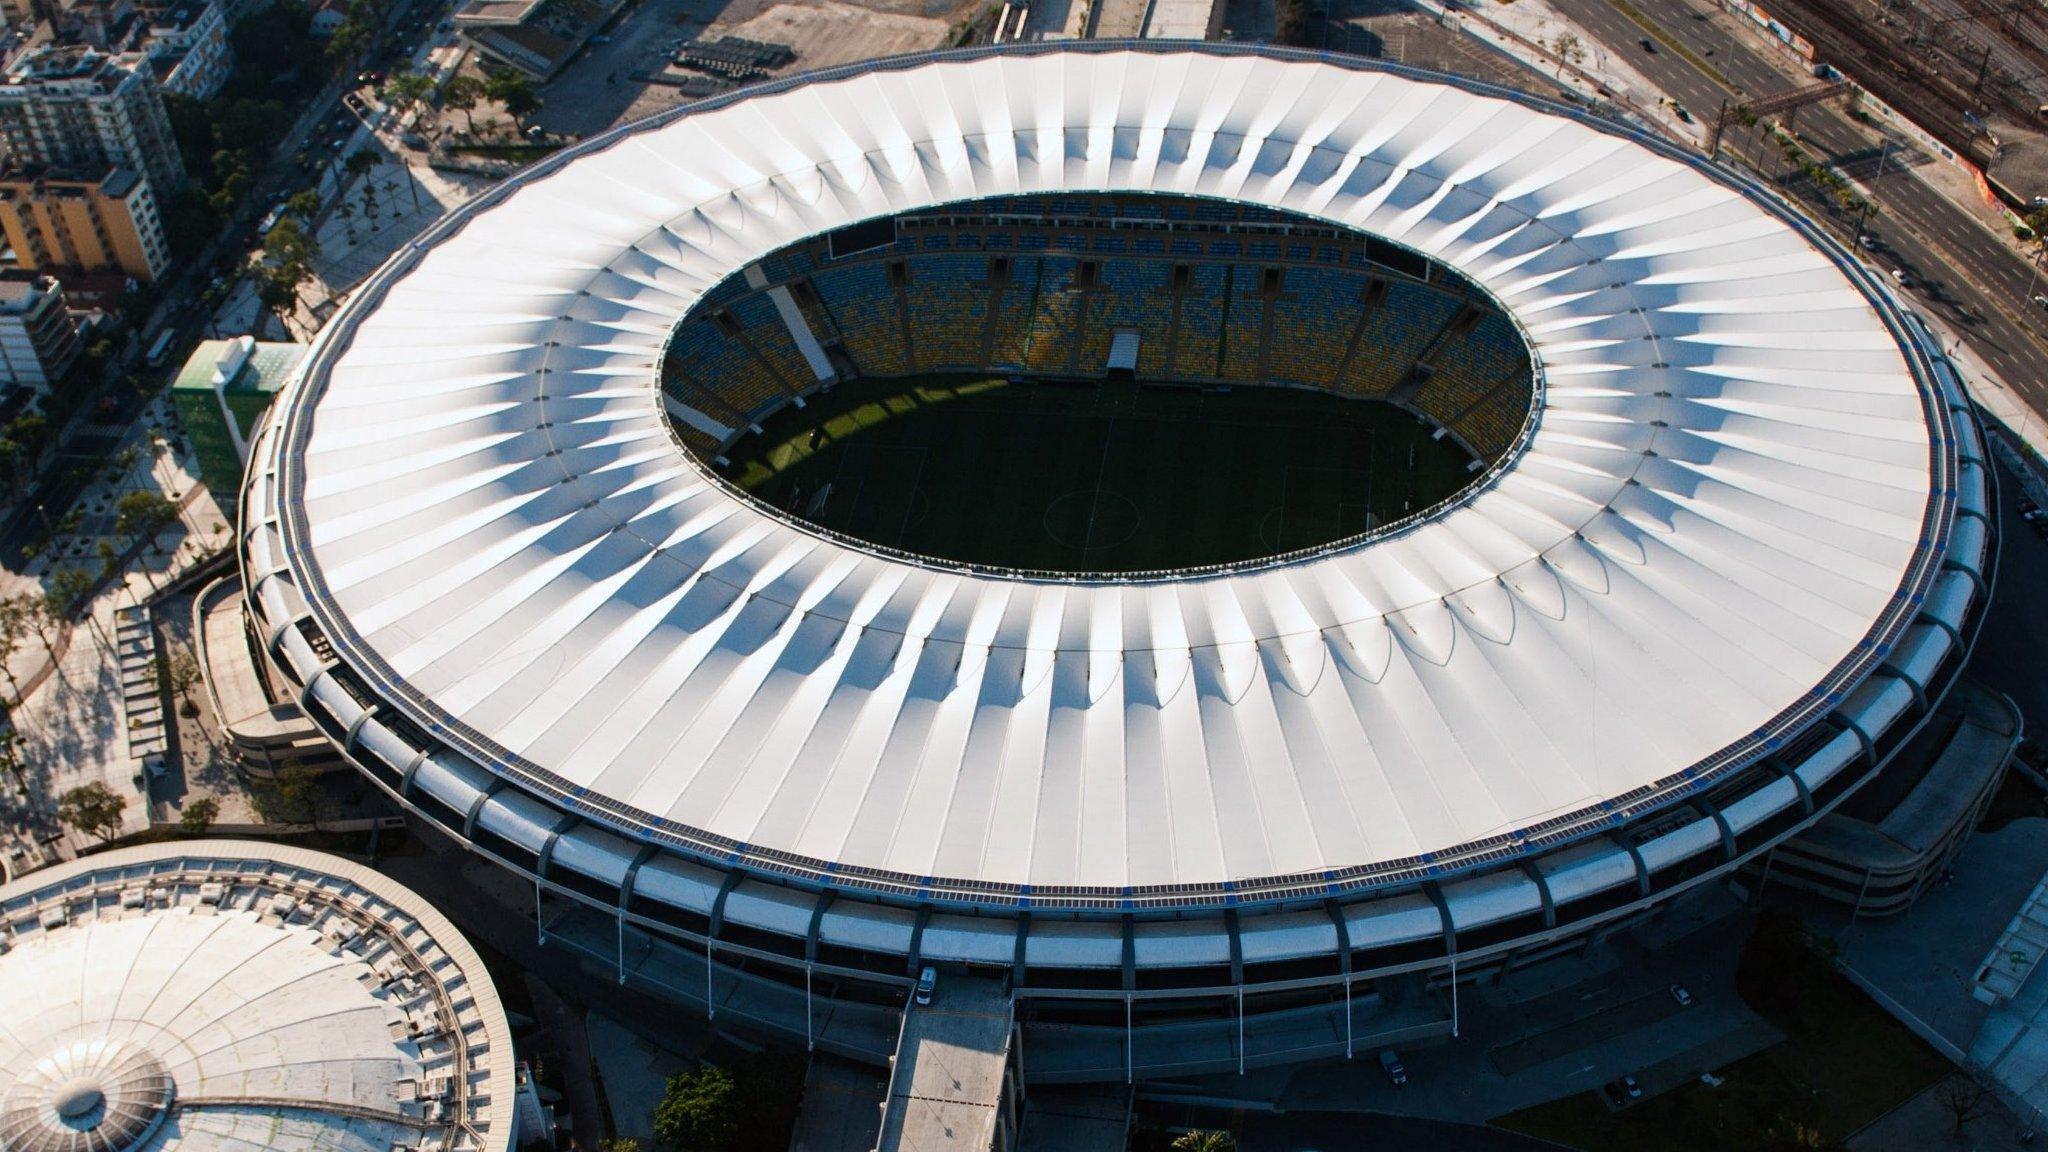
[1544, 0, 2048, 414]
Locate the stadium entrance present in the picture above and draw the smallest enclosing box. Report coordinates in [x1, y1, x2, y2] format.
[659, 191, 1538, 574]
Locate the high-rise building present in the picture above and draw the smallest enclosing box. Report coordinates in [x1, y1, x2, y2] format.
[0, 44, 184, 196]
[0, 165, 169, 281]
[0, 272, 79, 389]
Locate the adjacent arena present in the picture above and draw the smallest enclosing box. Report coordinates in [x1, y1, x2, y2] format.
[238, 43, 1996, 1081]
[0, 843, 514, 1152]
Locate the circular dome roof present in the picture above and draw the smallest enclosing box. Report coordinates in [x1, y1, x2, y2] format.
[0, 844, 515, 1152]
[0, 1042, 172, 1152]
[263, 45, 1951, 899]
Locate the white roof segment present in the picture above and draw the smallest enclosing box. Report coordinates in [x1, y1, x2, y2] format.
[274, 47, 1943, 900]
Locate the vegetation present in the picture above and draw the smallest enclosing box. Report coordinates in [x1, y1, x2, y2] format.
[484, 70, 542, 128]
[258, 214, 322, 319]
[1495, 909, 1950, 1152]
[598, 1141, 643, 1152]
[1273, 0, 1321, 46]
[178, 796, 221, 835]
[115, 490, 180, 541]
[58, 781, 127, 842]
[444, 74, 485, 135]
[43, 567, 96, 621]
[163, 3, 330, 250]
[261, 760, 319, 825]
[161, 647, 203, 716]
[1172, 1132, 1237, 1152]
[650, 1054, 804, 1152]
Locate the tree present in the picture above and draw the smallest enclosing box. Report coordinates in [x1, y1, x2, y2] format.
[0, 597, 29, 701]
[1554, 31, 1585, 78]
[652, 1064, 740, 1152]
[259, 215, 322, 320]
[10, 593, 55, 653]
[386, 68, 437, 119]
[162, 647, 203, 713]
[484, 70, 541, 129]
[178, 796, 220, 835]
[598, 1141, 642, 1152]
[286, 189, 322, 221]
[115, 490, 180, 541]
[346, 148, 379, 181]
[443, 74, 484, 135]
[1172, 1132, 1237, 1152]
[271, 760, 318, 824]
[58, 781, 126, 842]
[44, 567, 95, 621]
[1935, 1077, 1992, 1137]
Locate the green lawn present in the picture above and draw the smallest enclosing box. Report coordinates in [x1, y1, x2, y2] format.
[720, 374, 1473, 573]
[1493, 912, 1950, 1152]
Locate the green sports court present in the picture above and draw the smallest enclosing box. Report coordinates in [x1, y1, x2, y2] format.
[718, 374, 1478, 574]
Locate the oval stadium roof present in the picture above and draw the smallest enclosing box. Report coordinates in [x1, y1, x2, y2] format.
[264, 45, 1947, 899]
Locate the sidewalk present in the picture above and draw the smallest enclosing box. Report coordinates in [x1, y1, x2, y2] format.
[0, 396, 231, 853]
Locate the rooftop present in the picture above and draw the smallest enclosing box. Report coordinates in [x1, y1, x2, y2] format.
[0, 842, 516, 1152]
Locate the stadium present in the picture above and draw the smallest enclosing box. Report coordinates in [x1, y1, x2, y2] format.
[237, 43, 1994, 1083]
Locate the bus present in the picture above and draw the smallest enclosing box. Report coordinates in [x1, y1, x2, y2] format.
[145, 330, 175, 367]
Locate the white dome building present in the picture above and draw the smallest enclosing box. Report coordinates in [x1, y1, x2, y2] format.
[238, 43, 1994, 1080]
[0, 843, 515, 1152]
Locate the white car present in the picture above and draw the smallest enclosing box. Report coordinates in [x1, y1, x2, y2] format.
[914, 965, 936, 1006]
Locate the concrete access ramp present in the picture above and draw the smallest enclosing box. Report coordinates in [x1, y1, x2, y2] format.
[875, 974, 1019, 1152]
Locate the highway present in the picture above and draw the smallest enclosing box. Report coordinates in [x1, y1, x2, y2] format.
[1544, 0, 2048, 414]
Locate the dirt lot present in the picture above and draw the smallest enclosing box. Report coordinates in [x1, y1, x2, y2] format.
[530, 0, 966, 138]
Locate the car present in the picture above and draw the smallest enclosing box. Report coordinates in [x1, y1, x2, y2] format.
[1640, 37, 1658, 52]
[590, 33, 611, 43]
[1671, 102, 1692, 123]
[1890, 268, 1911, 288]
[1622, 1075, 1643, 1099]
[1378, 1049, 1407, 1086]
[914, 965, 937, 1006]
[1858, 232, 1879, 250]
[1669, 983, 1693, 1007]
[2033, 294, 2048, 310]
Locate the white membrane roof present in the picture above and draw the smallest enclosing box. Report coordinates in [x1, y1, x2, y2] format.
[272, 47, 1943, 896]
[0, 843, 513, 1152]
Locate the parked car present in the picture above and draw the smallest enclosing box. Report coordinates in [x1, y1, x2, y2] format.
[1378, 1049, 1407, 1086]
[1622, 1075, 1643, 1099]
[1669, 983, 1693, 1007]
[914, 965, 937, 1006]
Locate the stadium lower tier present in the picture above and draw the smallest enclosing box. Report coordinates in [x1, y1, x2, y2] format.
[239, 317, 1993, 1083]
[658, 199, 1539, 469]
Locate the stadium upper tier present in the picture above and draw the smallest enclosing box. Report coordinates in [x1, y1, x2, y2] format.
[243, 46, 1987, 1031]
[655, 193, 1537, 466]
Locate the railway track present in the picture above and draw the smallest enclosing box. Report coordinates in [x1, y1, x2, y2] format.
[1761, 0, 1997, 165]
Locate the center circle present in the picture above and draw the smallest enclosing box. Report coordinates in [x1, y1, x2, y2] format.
[659, 191, 1539, 576]
[52, 1080, 102, 1121]
[1042, 489, 1142, 551]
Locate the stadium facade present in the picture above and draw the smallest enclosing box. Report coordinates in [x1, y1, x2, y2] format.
[237, 43, 1995, 1081]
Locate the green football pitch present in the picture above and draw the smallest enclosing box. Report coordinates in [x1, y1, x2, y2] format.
[718, 374, 1476, 573]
